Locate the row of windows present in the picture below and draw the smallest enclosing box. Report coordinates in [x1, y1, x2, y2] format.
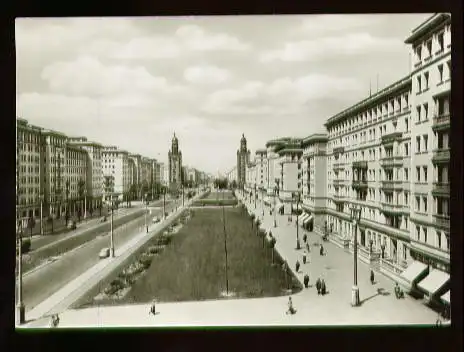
[414, 24, 451, 63]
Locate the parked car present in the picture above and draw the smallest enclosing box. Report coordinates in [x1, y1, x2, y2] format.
[99, 247, 110, 259]
[67, 220, 77, 230]
[100, 216, 107, 223]
[152, 217, 161, 224]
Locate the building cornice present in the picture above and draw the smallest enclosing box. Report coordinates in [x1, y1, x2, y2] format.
[405, 13, 451, 45]
[301, 133, 328, 147]
[324, 76, 411, 129]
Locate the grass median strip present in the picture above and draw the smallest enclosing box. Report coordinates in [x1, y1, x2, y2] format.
[20, 210, 146, 274]
[75, 206, 301, 308]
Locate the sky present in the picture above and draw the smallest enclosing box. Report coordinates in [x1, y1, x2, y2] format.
[16, 14, 432, 175]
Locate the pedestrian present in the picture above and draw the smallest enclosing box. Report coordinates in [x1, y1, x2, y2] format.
[303, 274, 310, 288]
[306, 242, 310, 253]
[316, 278, 322, 295]
[394, 282, 404, 299]
[303, 233, 307, 243]
[286, 297, 296, 315]
[149, 299, 156, 316]
[370, 269, 375, 285]
[295, 260, 300, 273]
[50, 314, 60, 328]
[321, 279, 327, 295]
[302, 252, 307, 265]
[320, 244, 324, 256]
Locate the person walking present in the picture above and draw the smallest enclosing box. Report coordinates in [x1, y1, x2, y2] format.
[302, 252, 307, 264]
[321, 279, 327, 296]
[303, 233, 307, 244]
[316, 278, 322, 295]
[149, 299, 156, 316]
[295, 260, 301, 273]
[370, 269, 375, 285]
[306, 242, 310, 253]
[303, 273, 310, 288]
[286, 297, 296, 315]
[320, 244, 324, 256]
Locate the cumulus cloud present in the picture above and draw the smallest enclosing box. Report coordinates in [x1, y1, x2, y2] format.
[202, 74, 362, 115]
[183, 65, 231, 85]
[260, 33, 403, 63]
[298, 15, 381, 36]
[41, 56, 169, 97]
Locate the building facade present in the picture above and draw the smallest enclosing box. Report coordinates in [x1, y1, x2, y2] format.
[236, 134, 250, 189]
[255, 149, 268, 194]
[168, 133, 182, 194]
[102, 146, 130, 201]
[277, 143, 303, 215]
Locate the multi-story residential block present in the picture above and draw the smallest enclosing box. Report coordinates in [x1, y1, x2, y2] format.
[237, 134, 250, 189]
[264, 138, 291, 208]
[128, 153, 142, 198]
[16, 118, 43, 228]
[102, 146, 130, 202]
[276, 140, 303, 214]
[67, 137, 103, 211]
[64, 144, 88, 217]
[160, 162, 169, 187]
[301, 134, 329, 231]
[405, 12, 451, 275]
[255, 150, 268, 195]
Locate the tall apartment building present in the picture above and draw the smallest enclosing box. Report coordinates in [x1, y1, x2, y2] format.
[102, 146, 130, 201]
[160, 162, 169, 187]
[16, 118, 43, 228]
[64, 144, 88, 216]
[67, 137, 103, 210]
[264, 138, 291, 201]
[255, 150, 268, 194]
[405, 13, 451, 273]
[236, 134, 250, 189]
[276, 140, 303, 214]
[301, 134, 328, 230]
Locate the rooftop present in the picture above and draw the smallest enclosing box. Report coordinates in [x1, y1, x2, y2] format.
[405, 13, 451, 44]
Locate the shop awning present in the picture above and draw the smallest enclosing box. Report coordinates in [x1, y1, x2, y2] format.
[299, 213, 310, 224]
[303, 215, 314, 225]
[418, 269, 449, 295]
[400, 261, 428, 283]
[441, 290, 450, 305]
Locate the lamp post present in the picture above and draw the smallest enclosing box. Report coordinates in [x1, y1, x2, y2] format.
[295, 192, 301, 250]
[182, 184, 185, 207]
[144, 193, 148, 233]
[254, 184, 257, 209]
[163, 187, 166, 220]
[39, 193, 44, 236]
[109, 195, 115, 258]
[84, 188, 87, 219]
[273, 186, 277, 228]
[222, 189, 229, 295]
[350, 204, 362, 307]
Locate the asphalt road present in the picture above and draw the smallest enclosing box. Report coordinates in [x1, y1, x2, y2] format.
[21, 201, 178, 311]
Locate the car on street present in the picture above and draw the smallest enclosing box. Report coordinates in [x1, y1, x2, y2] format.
[152, 217, 161, 224]
[98, 247, 110, 259]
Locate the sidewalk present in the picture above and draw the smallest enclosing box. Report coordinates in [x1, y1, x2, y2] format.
[21, 194, 204, 327]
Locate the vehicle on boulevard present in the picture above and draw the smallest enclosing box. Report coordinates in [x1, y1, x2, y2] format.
[98, 247, 110, 259]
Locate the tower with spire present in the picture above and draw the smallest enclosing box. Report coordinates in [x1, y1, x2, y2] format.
[168, 132, 182, 194]
[236, 133, 250, 189]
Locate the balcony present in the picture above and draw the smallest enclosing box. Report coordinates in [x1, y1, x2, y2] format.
[433, 213, 450, 230]
[332, 162, 344, 171]
[333, 147, 345, 155]
[432, 114, 450, 131]
[352, 161, 368, 169]
[432, 182, 450, 197]
[380, 156, 403, 168]
[352, 179, 368, 190]
[381, 180, 403, 192]
[380, 202, 402, 215]
[381, 132, 403, 145]
[333, 179, 344, 185]
[432, 148, 450, 164]
[333, 194, 345, 204]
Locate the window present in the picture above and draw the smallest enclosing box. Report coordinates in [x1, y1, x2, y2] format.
[416, 46, 422, 61]
[423, 196, 428, 212]
[416, 167, 420, 182]
[416, 106, 421, 122]
[415, 196, 420, 211]
[404, 168, 409, 181]
[426, 40, 432, 57]
[436, 231, 442, 248]
[424, 72, 429, 89]
[405, 118, 409, 132]
[416, 226, 420, 241]
[416, 136, 421, 153]
[437, 32, 444, 52]
[438, 64, 444, 83]
[424, 227, 428, 243]
[417, 76, 422, 93]
[423, 166, 428, 182]
[404, 192, 409, 205]
[423, 103, 428, 120]
[446, 61, 451, 80]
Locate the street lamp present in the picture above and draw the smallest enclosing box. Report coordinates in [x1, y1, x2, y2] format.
[84, 188, 87, 219]
[39, 193, 44, 236]
[222, 189, 229, 295]
[109, 195, 115, 258]
[144, 193, 148, 233]
[273, 186, 277, 228]
[295, 192, 301, 250]
[162, 187, 167, 220]
[350, 204, 362, 307]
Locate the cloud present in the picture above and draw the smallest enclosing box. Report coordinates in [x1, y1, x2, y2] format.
[260, 33, 402, 63]
[111, 36, 182, 59]
[202, 74, 361, 115]
[298, 15, 381, 36]
[176, 24, 251, 51]
[40, 56, 169, 97]
[184, 65, 231, 85]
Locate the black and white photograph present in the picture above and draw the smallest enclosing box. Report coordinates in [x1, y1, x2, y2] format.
[15, 13, 452, 328]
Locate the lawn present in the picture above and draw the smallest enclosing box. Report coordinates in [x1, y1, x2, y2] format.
[82, 207, 301, 306]
[193, 191, 238, 206]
